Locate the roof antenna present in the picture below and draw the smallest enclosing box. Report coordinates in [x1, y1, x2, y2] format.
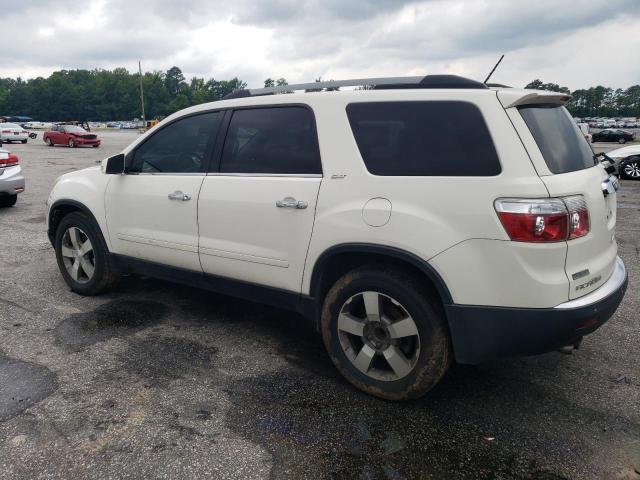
[483, 54, 504, 84]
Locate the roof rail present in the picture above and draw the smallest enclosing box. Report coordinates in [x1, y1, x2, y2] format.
[223, 74, 487, 99]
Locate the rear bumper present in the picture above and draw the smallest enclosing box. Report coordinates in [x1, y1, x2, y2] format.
[0, 166, 25, 195]
[445, 256, 628, 364]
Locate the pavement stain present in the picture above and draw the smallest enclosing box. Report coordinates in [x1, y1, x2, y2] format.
[0, 350, 58, 422]
[114, 334, 219, 388]
[53, 299, 169, 352]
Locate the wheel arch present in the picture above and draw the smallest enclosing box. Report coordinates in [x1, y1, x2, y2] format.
[48, 199, 104, 247]
[308, 244, 453, 327]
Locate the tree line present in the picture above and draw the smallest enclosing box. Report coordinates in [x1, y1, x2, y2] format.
[0, 67, 638, 121]
[0, 66, 250, 121]
[525, 79, 640, 118]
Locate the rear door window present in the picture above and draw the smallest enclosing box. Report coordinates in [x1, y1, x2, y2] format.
[518, 105, 595, 174]
[220, 107, 321, 175]
[346, 101, 501, 176]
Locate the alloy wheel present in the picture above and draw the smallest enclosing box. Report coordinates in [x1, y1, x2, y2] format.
[60, 227, 95, 284]
[337, 291, 420, 381]
[624, 161, 640, 178]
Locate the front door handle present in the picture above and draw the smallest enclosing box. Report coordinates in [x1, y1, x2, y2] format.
[168, 191, 192, 201]
[276, 197, 308, 209]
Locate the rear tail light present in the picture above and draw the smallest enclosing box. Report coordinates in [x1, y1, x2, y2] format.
[0, 153, 19, 168]
[495, 196, 589, 242]
[564, 195, 590, 239]
[1, 130, 11, 133]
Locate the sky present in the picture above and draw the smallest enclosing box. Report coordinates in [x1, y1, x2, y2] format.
[4, 0, 640, 91]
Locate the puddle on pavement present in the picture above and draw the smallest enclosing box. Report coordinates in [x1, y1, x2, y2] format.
[54, 300, 168, 351]
[0, 351, 57, 422]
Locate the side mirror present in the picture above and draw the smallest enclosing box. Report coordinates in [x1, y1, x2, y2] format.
[105, 153, 125, 174]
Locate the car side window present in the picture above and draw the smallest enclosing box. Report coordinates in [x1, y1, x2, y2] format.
[220, 107, 321, 174]
[129, 112, 221, 174]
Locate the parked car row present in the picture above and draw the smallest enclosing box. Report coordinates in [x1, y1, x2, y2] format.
[586, 120, 639, 129]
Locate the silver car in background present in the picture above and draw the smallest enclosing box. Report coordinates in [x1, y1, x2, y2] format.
[0, 123, 29, 144]
[0, 147, 25, 207]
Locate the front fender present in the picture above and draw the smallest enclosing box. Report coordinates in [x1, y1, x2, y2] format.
[47, 167, 112, 249]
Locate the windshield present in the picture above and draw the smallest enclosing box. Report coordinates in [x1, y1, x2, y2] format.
[519, 105, 595, 174]
[64, 126, 87, 134]
[1, 123, 20, 129]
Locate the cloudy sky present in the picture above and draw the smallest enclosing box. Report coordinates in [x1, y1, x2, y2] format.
[5, 0, 640, 90]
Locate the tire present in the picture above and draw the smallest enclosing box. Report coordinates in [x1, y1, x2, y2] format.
[92, 144, 99, 148]
[68, 138, 75, 148]
[21, 139, 27, 144]
[54, 212, 117, 295]
[618, 138, 626, 144]
[45, 137, 54, 146]
[622, 157, 640, 180]
[320, 266, 451, 400]
[0, 195, 17, 208]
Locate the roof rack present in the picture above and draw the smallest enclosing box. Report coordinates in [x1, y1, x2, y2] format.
[223, 74, 487, 99]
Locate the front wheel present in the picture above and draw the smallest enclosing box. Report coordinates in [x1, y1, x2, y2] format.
[68, 138, 75, 148]
[622, 158, 640, 180]
[618, 138, 627, 144]
[45, 137, 54, 146]
[321, 266, 451, 400]
[21, 139, 27, 144]
[54, 212, 117, 295]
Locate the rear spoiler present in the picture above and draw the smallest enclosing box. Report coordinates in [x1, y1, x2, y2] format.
[497, 89, 571, 109]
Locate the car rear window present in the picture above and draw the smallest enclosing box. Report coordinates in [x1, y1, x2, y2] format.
[346, 101, 501, 176]
[518, 105, 595, 174]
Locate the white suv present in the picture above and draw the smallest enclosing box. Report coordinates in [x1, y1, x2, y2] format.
[46, 75, 628, 400]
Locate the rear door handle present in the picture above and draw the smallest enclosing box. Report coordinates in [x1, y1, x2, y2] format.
[276, 197, 308, 209]
[168, 191, 192, 201]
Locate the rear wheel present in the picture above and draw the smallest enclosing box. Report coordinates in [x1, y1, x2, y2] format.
[618, 138, 626, 144]
[622, 157, 640, 180]
[0, 195, 17, 208]
[21, 139, 27, 144]
[68, 138, 75, 148]
[54, 212, 117, 295]
[321, 266, 451, 400]
[92, 144, 99, 148]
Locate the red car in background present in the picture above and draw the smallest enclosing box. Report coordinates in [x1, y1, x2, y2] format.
[43, 125, 101, 148]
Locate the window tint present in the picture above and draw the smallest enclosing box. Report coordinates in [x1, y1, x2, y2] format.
[519, 105, 595, 174]
[346, 101, 500, 176]
[220, 107, 321, 174]
[130, 112, 221, 173]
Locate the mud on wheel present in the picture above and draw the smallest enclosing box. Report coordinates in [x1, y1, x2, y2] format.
[321, 266, 451, 401]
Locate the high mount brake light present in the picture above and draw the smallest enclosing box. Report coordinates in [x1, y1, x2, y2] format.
[495, 196, 589, 242]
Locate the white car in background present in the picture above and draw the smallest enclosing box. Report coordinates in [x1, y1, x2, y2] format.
[606, 145, 640, 180]
[0, 123, 29, 143]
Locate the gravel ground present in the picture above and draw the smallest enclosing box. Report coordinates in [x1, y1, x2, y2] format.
[0, 131, 638, 480]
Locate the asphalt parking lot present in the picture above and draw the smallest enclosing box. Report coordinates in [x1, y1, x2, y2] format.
[0, 131, 639, 479]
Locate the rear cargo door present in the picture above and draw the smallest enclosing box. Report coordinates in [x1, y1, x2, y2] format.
[507, 101, 617, 300]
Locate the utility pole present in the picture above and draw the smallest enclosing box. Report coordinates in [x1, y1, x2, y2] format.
[138, 60, 146, 127]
